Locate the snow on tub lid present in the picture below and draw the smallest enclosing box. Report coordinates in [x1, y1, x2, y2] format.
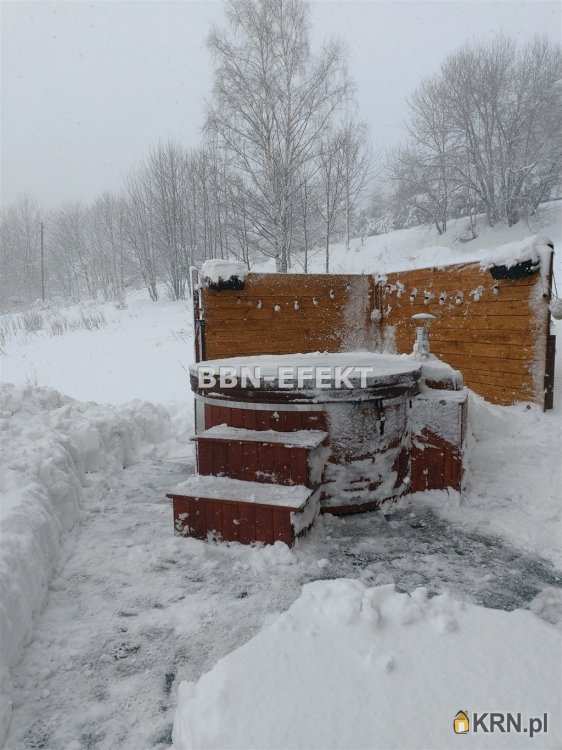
[190, 351, 422, 390]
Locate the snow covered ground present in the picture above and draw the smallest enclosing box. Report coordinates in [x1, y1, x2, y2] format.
[0, 385, 189, 745]
[0, 290, 194, 405]
[3, 461, 562, 750]
[173, 579, 562, 750]
[0, 291, 197, 743]
[0, 204, 561, 748]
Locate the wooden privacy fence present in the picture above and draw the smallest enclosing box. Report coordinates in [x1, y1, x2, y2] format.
[197, 252, 555, 409]
[380, 258, 554, 407]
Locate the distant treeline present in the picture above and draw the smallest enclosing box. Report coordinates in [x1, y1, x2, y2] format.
[1, 1, 560, 307]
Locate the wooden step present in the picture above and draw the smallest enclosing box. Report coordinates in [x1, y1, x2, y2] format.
[196, 426, 328, 487]
[204, 402, 327, 432]
[167, 475, 320, 546]
[198, 425, 328, 447]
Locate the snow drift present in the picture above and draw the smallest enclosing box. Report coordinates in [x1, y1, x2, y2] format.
[0, 384, 172, 744]
[173, 578, 562, 750]
[413, 391, 562, 568]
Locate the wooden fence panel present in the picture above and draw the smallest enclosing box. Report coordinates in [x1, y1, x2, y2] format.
[198, 255, 554, 408]
[202, 273, 378, 359]
[380, 260, 551, 406]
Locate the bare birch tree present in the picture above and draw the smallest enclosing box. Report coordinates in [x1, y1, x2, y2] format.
[124, 170, 160, 301]
[340, 120, 372, 248]
[207, 0, 350, 271]
[390, 35, 562, 231]
[318, 128, 346, 272]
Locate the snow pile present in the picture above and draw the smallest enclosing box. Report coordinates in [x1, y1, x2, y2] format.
[478, 235, 553, 275]
[0, 384, 172, 744]
[173, 579, 562, 750]
[414, 391, 562, 568]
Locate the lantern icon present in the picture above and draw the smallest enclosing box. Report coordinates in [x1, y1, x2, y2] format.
[453, 710, 470, 734]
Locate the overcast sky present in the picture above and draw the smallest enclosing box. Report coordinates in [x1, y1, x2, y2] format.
[2, 0, 561, 209]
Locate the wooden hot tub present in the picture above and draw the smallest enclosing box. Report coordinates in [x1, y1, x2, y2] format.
[168, 351, 466, 544]
[181, 352, 418, 509]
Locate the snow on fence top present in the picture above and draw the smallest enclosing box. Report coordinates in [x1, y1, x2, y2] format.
[199, 259, 248, 289]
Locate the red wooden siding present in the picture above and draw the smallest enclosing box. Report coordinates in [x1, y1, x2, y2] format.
[204, 403, 327, 432]
[197, 437, 313, 486]
[172, 495, 295, 546]
[410, 430, 464, 493]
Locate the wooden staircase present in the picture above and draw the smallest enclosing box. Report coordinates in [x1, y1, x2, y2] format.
[167, 425, 329, 546]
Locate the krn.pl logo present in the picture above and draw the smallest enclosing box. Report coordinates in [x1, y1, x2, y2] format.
[454, 710, 470, 734]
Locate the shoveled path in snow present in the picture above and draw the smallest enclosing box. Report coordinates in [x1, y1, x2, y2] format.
[6, 458, 562, 750]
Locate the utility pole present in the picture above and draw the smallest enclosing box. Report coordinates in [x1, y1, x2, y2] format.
[40, 221, 45, 302]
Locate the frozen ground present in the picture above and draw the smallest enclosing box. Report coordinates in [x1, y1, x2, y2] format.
[4, 455, 562, 750]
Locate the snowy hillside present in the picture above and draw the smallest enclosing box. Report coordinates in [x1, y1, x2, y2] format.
[255, 201, 562, 277]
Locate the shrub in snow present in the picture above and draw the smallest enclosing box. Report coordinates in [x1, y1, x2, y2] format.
[0, 384, 172, 744]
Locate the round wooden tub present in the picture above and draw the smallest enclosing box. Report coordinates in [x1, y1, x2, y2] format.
[190, 352, 422, 513]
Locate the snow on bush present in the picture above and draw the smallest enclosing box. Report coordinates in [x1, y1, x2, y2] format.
[0, 384, 172, 744]
[0, 303, 108, 347]
[173, 579, 562, 750]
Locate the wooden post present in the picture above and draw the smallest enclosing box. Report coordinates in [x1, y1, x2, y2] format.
[40, 221, 45, 302]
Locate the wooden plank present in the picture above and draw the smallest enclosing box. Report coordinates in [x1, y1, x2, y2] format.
[391, 315, 536, 333]
[385, 267, 537, 287]
[237, 503, 256, 545]
[393, 331, 531, 356]
[418, 340, 534, 361]
[272, 508, 294, 545]
[206, 503, 223, 537]
[255, 506, 274, 544]
[221, 502, 240, 542]
[544, 334, 556, 411]
[457, 368, 532, 389]
[462, 381, 533, 405]
[431, 353, 530, 376]
[206, 293, 351, 308]
[429, 330, 534, 345]
[383, 284, 532, 307]
[204, 274, 359, 299]
[205, 324, 343, 340]
[386, 300, 532, 317]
